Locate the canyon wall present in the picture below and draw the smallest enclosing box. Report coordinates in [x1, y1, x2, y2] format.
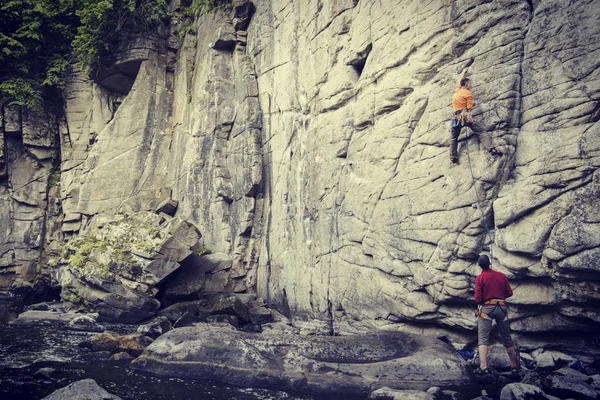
[1, 0, 599, 335]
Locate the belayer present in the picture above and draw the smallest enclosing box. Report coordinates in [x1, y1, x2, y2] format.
[474, 255, 519, 377]
[450, 67, 502, 163]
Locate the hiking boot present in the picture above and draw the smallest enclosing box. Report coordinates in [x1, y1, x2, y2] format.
[510, 367, 520, 379]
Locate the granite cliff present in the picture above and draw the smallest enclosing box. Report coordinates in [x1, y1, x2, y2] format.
[1, 0, 599, 337]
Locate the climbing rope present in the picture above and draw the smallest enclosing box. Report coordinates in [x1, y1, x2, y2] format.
[465, 127, 494, 258]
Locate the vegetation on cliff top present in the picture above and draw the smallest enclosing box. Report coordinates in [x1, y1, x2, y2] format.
[0, 0, 168, 108]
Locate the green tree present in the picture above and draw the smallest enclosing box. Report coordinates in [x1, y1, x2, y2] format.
[0, 0, 168, 108]
[0, 0, 78, 107]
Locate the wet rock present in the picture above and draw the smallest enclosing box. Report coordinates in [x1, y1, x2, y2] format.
[211, 296, 250, 323]
[80, 332, 154, 357]
[42, 378, 122, 400]
[34, 367, 58, 380]
[545, 373, 600, 399]
[368, 386, 435, 399]
[534, 350, 577, 370]
[487, 344, 517, 371]
[499, 383, 555, 400]
[522, 370, 545, 387]
[248, 306, 274, 325]
[439, 389, 461, 400]
[137, 316, 172, 339]
[109, 352, 134, 361]
[206, 314, 240, 328]
[25, 302, 51, 311]
[157, 299, 210, 323]
[67, 315, 105, 332]
[173, 312, 205, 328]
[131, 324, 471, 395]
[10, 310, 99, 327]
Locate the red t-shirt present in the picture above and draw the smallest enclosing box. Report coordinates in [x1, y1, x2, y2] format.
[474, 269, 513, 304]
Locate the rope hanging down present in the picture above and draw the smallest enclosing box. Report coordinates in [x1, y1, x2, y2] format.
[465, 127, 494, 257]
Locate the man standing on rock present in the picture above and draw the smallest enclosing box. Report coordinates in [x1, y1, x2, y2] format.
[474, 254, 518, 375]
[450, 68, 501, 163]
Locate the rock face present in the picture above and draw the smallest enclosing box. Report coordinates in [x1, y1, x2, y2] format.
[1, 0, 599, 336]
[131, 323, 471, 395]
[0, 104, 59, 299]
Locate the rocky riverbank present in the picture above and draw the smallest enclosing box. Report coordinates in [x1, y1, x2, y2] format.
[6, 299, 600, 400]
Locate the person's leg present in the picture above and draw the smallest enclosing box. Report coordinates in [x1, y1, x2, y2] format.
[506, 346, 518, 368]
[495, 307, 518, 368]
[468, 121, 494, 151]
[450, 125, 460, 163]
[477, 316, 493, 370]
[479, 344, 489, 370]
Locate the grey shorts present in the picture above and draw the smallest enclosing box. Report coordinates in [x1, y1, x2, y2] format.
[477, 304, 514, 348]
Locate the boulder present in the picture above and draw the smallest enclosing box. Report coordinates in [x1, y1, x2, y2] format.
[211, 296, 251, 323]
[545, 373, 600, 399]
[34, 367, 58, 380]
[109, 352, 134, 361]
[500, 383, 556, 400]
[66, 315, 105, 332]
[248, 306, 274, 325]
[173, 312, 205, 328]
[157, 299, 210, 323]
[131, 325, 471, 395]
[137, 316, 172, 339]
[155, 199, 178, 216]
[80, 332, 154, 357]
[56, 212, 201, 323]
[368, 387, 435, 399]
[534, 350, 577, 370]
[9, 310, 99, 327]
[42, 379, 121, 400]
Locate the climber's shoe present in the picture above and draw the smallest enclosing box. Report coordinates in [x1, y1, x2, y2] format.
[489, 147, 503, 156]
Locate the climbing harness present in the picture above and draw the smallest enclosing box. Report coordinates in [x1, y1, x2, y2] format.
[479, 300, 509, 321]
[452, 109, 473, 128]
[465, 126, 494, 258]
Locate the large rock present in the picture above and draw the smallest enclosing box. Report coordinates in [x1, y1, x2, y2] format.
[9, 309, 99, 327]
[499, 383, 556, 400]
[42, 379, 121, 400]
[81, 331, 154, 357]
[55, 212, 201, 323]
[131, 324, 471, 395]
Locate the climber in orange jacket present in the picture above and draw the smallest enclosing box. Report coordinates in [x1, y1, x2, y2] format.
[450, 67, 502, 163]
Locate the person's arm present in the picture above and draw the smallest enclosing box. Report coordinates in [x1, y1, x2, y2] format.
[505, 278, 513, 299]
[474, 276, 483, 304]
[456, 68, 468, 89]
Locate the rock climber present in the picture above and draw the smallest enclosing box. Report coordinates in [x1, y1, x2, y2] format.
[474, 254, 519, 376]
[450, 67, 502, 163]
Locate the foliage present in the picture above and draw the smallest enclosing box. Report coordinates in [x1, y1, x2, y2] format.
[48, 170, 61, 187]
[0, 0, 78, 107]
[0, 0, 169, 107]
[72, 0, 169, 72]
[195, 246, 211, 256]
[186, 0, 232, 16]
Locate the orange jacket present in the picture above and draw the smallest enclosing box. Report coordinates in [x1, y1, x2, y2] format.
[453, 85, 473, 111]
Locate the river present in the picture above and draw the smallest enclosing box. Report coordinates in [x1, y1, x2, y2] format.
[0, 301, 361, 400]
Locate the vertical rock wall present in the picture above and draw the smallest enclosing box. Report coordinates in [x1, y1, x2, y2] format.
[1, 0, 598, 335]
[245, 0, 600, 333]
[0, 105, 58, 298]
[167, 5, 262, 293]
